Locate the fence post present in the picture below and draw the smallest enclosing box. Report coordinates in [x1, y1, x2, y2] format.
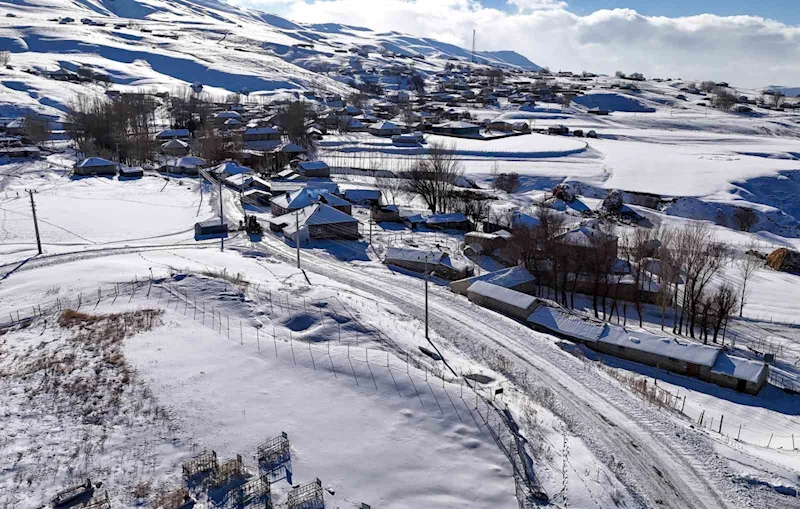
[718, 415, 723, 434]
[240, 320, 243, 345]
[737, 424, 742, 441]
[256, 326, 260, 351]
[768, 433, 773, 448]
[681, 396, 686, 413]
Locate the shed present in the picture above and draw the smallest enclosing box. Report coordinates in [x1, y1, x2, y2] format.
[74, 157, 117, 176]
[155, 128, 190, 140]
[450, 266, 536, 296]
[527, 306, 607, 343]
[707, 353, 768, 395]
[464, 231, 508, 254]
[344, 189, 381, 206]
[119, 166, 144, 179]
[467, 281, 542, 321]
[370, 204, 401, 223]
[383, 247, 467, 280]
[194, 220, 228, 237]
[425, 212, 472, 231]
[297, 160, 330, 178]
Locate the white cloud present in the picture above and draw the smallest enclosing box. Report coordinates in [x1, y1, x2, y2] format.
[231, 0, 800, 87]
[507, 0, 567, 12]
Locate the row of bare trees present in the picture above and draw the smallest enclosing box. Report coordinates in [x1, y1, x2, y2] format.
[65, 93, 158, 163]
[505, 212, 746, 343]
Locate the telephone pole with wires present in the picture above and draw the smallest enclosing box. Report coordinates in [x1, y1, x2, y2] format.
[218, 177, 224, 252]
[295, 211, 301, 269]
[424, 254, 429, 340]
[28, 190, 42, 255]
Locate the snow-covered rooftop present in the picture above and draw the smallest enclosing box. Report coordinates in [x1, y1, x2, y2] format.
[711, 353, 767, 383]
[468, 281, 537, 310]
[76, 157, 116, 167]
[599, 327, 721, 367]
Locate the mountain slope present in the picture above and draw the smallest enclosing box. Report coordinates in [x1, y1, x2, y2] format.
[0, 0, 540, 119]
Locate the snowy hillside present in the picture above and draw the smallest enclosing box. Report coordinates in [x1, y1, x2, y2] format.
[0, 0, 538, 118]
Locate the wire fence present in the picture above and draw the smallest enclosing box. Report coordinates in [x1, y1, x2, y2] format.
[1, 274, 546, 508]
[597, 364, 800, 451]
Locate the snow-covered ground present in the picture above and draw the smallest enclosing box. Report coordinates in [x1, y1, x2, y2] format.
[1, 1, 800, 508]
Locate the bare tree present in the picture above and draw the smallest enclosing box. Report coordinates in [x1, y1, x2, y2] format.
[771, 90, 786, 109]
[402, 141, 463, 213]
[653, 226, 679, 330]
[0, 51, 9, 67]
[623, 226, 661, 327]
[675, 223, 729, 338]
[732, 207, 758, 232]
[712, 88, 737, 111]
[700, 81, 717, 92]
[375, 174, 404, 205]
[710, 284, 739, 344]
[23, 115, 49, 145]
[735, 243, 761, 317]
[275, 101, 316, 152]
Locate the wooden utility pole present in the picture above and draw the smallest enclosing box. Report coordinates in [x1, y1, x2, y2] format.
[28, 190, 42, 255]
[219, 177, 224, 252]
[424, 255, 429, 340]
[295, 212, 301, 269]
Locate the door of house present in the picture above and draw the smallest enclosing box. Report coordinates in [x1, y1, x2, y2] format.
[736, 379, 747, 392]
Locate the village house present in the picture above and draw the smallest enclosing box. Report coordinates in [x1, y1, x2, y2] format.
[431, 120, 480, 136]
[74, 157, 118, 176]
[155, 128, 190, 141]
[271, 188, 352, 216]
[383, 247, 469, 280]
[161, 139, 190, 156]
[555, 226, 619, 261]
[368, 120, 403, 137]
[162, 156, 205, 175]
[214, 110, 242, 126]
[269, 203, 359, 244]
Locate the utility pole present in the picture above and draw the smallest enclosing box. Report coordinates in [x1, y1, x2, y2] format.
[369, 219, 372, 246]
[28, 190, 42, 255]
[472, 29, 476, 63]
[424, 255, 429, 340]
[295, 211, 301, 269]
[219, 177, 224, 252]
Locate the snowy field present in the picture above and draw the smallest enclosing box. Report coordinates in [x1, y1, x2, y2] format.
[1, 0, 800, 507]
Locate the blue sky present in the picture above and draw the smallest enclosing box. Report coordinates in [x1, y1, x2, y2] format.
[489, 0, 800, 25]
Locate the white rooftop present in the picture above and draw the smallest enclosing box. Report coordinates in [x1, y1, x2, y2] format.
[468, 281, 537, 310]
